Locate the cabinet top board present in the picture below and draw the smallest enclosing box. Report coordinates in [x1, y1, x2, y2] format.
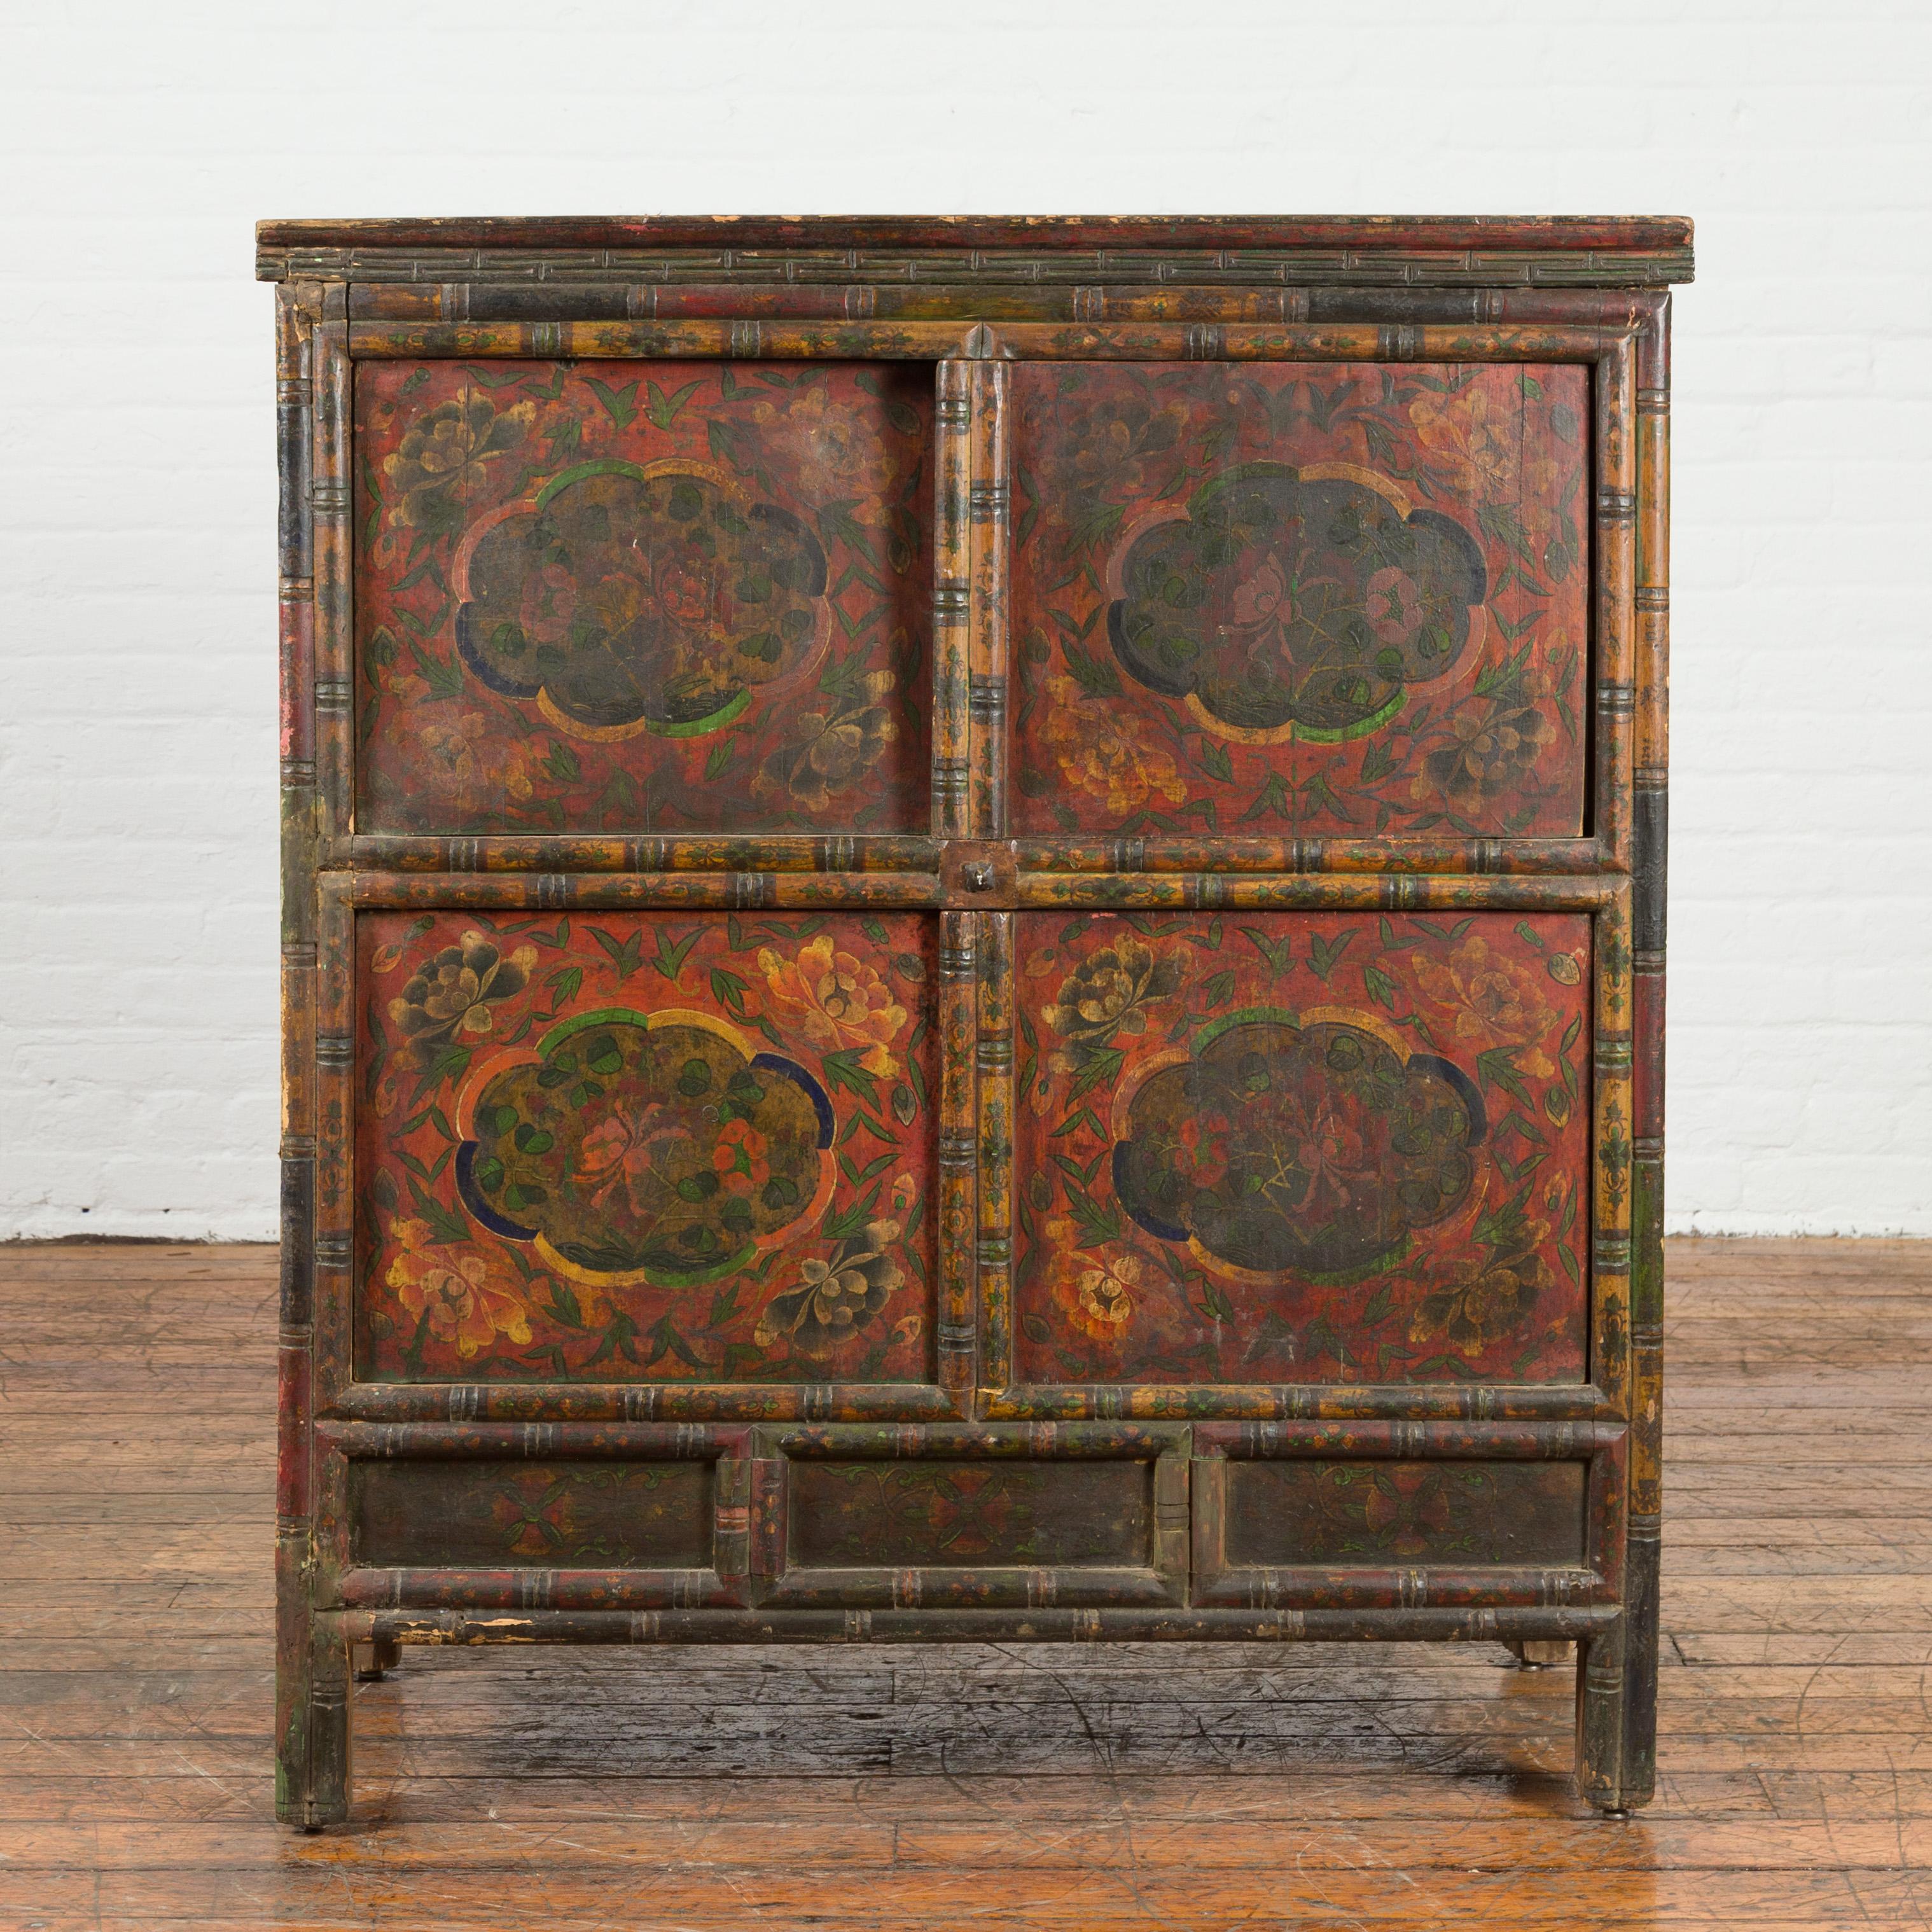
[256, 214, 1694, 286]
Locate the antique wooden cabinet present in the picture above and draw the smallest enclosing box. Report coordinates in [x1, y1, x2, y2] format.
[260, 214, 1689, 1827]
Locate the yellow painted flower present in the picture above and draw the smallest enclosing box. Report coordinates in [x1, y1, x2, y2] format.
[755, 384, 900, 524]
[1407, 386, 1517, 497]
[386, 1220, 532, 1359]
[1409, 1227, 1553, 1349]
[419, 712, 543, 805]
[1038, 676, 1188, 819]
[1408, 933, 1557, 1078]
[1047, 1234, 1143, 1344]
[754, 671, 898, 812]
[383, 393, 534, 531]
[388, 928, 539, 1058]
[758, 933, 907, 1078]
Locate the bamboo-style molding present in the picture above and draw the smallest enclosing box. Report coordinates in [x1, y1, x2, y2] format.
[321, 1421, 753, 1457]
[322, 1382, 973, 1426]
[331, 1601, 1623, 1648]
[338, 1566, 750, 1612]
[977, 1381, 1620, 1425]
[1624, 291, 1671, 1810]
[1591, 879, 1636, 1431]
[1010, 873, 1623, 912]
[326, 1378, 1623, 1429]
[344, 835, 942, 874]
[966, 361, 1011, 838]
[311, 881, 357, 1429]
[1014, 837, 1609, 877]
[1190, 1560, 1611, 1614]
[344, 318, 1643, 366]
[1592, 336, 1637, 868]
[274, 277, 323, 1831]
[931, 362, 972, 834]
[975, 912, 1016, 1415]
[344, 284, 1676, 329]
[761, 1564, 1185, 1611]
[1191, 1419, 1625, 1458]
[341, 870, 944, 910]
[936, 912, 979, 1404]
[763, 1419, 1190, 1456]
[332, 869, 1630, 914]
[312, 317, 353, 849]
[340, 834, 1625, 879]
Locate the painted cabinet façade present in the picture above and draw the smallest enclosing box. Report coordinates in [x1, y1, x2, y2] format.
[262, 214, 1688, 1826]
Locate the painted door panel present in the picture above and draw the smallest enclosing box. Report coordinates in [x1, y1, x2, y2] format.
[353, 359, 933, 834]
[1009, 909, 1592, 1387]
[352, 909, 939, 1387]
[1010, 361, 1589, 838]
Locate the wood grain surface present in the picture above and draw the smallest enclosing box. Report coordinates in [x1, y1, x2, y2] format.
[2, 1236, 1928, 1926]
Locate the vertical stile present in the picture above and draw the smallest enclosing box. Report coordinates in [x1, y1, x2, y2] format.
[274, 282, 322, 1829]
[1575, 1609, 1629, 1809]
[305, 1626, 352, 1826]
[712, 1452, 753, 1590]
[975, 912, 1016, 1407]
[1591, 879, 1635, 1419]
[931, 361, 973, 835]
[1190, 1451, 1228, 1598]
[966, 361, 1011, 837]
[1151, 1440, 1193, 1600]
[311, 879, 356, 1425]
[1624, 294, 1672, 1806]
[937, 912, 980, 1412]
[310, 295, 353, 844]
[747, 1447, 787, 1585]
[1592, 337, 1637, 869]
[1584, 340, 1641, 1809]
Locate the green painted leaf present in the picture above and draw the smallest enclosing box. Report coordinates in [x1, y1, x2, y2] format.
[583, 375, 641, 430]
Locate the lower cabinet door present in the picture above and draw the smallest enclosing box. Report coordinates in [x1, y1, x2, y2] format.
[1001, 907, 1597, 1407]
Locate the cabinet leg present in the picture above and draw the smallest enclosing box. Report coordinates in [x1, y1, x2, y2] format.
[276, 1618, 351, 1831]
[1619, 1524, 1662, 1808]
[1503, 1638, 1572, 1669]
[1574, 1620, 1629, 1812]
[352, 1636, 401, 1682]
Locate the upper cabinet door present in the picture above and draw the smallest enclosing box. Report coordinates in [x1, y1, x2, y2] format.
[1010, 361, 1590, 840]
[353, 359, 933, 835]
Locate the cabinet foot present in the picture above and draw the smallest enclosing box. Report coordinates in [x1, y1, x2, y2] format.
[276, 1630, 352, 1830]
[351, 1636, 401, 1683]
[1504, 1637, 1572, 1670]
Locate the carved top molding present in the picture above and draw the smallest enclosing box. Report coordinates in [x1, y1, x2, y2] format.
[256, 214, 1695, 288]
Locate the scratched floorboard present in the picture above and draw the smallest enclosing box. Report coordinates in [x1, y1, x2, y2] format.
[2, 1239, 1931, 1929]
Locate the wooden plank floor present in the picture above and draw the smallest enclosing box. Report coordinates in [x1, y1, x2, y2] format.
[3, 1240, 1931, 1929]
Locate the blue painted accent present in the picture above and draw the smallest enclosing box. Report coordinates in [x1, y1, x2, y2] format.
[1113, 1139, 1188, 1244]
[454, 598, 544, 698]
[454, 1139, 539, 1241]
[752, 1052, 836, 1149]
[1410, 1053, 1488, 1148]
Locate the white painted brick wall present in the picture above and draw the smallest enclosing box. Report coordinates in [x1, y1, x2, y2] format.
[2, 0, 1927, 1237]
